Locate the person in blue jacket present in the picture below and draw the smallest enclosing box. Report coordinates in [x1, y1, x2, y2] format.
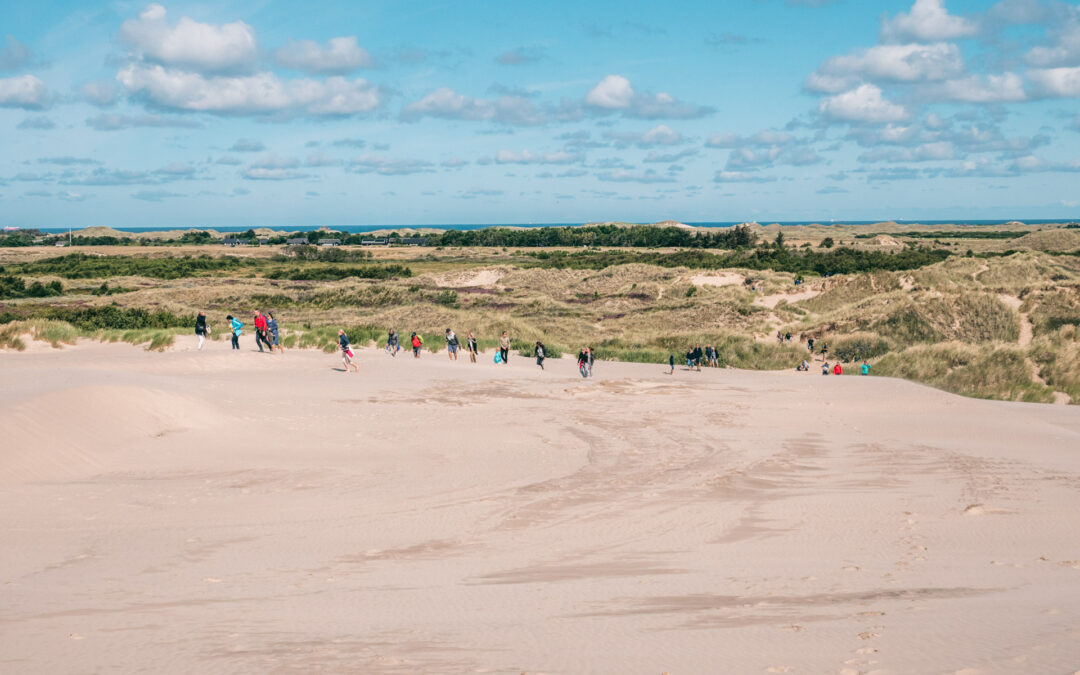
[227, 315, 242, 350]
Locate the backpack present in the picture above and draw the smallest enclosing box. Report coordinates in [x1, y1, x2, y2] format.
[494, 352, 503, 364]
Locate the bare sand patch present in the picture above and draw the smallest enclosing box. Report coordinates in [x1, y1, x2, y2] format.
[2, 340, 1079, 673]
[690, 272, 744, 287]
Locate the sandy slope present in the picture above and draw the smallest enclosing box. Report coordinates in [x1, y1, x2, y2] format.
[2, 338, 1079, 674]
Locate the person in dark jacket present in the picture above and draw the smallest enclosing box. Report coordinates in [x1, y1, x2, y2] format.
[535, 341, 546, 370]
[466, 332, 478, 363]
[195, 311, 209, 350]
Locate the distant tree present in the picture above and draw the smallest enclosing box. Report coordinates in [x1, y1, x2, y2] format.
[820, 237, 835, 249]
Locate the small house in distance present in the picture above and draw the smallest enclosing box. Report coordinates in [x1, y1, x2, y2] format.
[258, 238, 269, 245]
[286, 238, 308, 245]
[361, 238, 388, 246]
[223, 237, 248, 246]
[395, 237, 425, 246]
[318, 238, 341, 247]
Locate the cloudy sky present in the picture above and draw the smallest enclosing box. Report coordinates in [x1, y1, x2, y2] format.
[2, 0, 1080, 228]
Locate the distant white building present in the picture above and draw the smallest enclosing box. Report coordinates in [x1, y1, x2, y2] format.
[318, 239, 341, 247]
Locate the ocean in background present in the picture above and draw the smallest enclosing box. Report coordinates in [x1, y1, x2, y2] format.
[32, 219, 1076, 234]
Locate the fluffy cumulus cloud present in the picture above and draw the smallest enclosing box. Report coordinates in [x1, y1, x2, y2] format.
[119, 4, 257, 72]
[726, 145, 822, 170]
[818, 84, 909, 123]
[585, 75, 712, 119]
[274, 37, 371, 74]
[1025, 16, 1080, 68]
[923, 72, 1027, 102]
[117, 64, 383, 115]
[880, 0, 978, 43]
[0, 74, 51, 109]
[807, 42, 964, 93]
[1027, 66, 1080, 98]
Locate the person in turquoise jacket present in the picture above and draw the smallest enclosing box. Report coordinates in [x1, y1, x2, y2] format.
[227, 314, 243, 350]
[861, 361, 871, 376]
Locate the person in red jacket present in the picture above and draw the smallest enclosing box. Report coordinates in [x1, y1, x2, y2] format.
[253, 311, 270, 353]
[833, 362, 843, 375]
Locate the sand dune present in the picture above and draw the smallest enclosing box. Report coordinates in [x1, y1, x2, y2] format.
[1, 338, 1079, 673]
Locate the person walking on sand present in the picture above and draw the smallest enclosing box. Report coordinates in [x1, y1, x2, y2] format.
[587, 346, 595, 378]
[534, 341, 546, 371]
[820, 341, 829, 362]
[467, 332, 478, 363]
[386, 329, 400, 357]
[822, 361, 830, 375]
[577, 347, 589, 378]
[195, 311, 209, 350]
[445, 328, 459, 361]
[227, 314, 242, 350]
[339, 329, 358, 373]
[833, 362, 843, 376]
[410, 331, 423, 358]
[499, 331, 511, 365]
[692, 344, 703, 371]
[807, 337, 815, 354]
[861, 360, 871, 376]
[668, 353, 676, 375]
[253, 311, 269, 353]
[267, 312, 282, 354]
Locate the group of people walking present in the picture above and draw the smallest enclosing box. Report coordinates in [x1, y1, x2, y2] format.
[198, 313, 872, 378]
[194, 310, 282, 354]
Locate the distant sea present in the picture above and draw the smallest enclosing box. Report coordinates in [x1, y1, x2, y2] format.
[34, 219, 1074, 234]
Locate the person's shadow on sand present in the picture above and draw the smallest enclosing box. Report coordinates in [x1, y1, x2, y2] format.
[330, 367, 348, 372]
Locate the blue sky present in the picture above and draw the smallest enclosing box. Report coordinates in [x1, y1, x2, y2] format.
[1, 0, 1079, 227]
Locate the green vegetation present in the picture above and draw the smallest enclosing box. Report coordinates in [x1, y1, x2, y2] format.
[874, 345, 1055, 403]
[263, 264, 412, 280]
[0, 304, 190, 330]
[520, 246, 951, 275]
[11, 253, 257, 279]
[0, 275, 64, 299]
[424, 224, 758, 249]
[856, 230, 1029, 240]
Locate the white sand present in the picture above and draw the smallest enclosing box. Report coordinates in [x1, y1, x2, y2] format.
[2, 337, 1080, 674]
[689, 272, 744, 287]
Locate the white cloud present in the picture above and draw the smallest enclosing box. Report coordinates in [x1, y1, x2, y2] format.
[706, 130, 797, 148]
[116, 64, 382, 115]
[880, 0, 978, 43]
[858, 141, 956, 162]
[923, 72, 1027, 102]
[812, 43, 964, 86]
[0, 74, 51, 109]
[586, 75, 635, 108]
[1027, 66, 1080, 97]
[275, 37, 371, 74]
[401, 87, 553, 125]
[596, 169, 676, 184]
[1025, 18, 1080, 68]
[241, 168, 309, 180]
[80, 81, 119, 107]
[119, 4, 257, 72]
[713, 170, 778, 183]
[494, 150, 581, 165]
[17, 116, 55, 130]
[585, 75, 712, 119]
[605, 124, 683, 148]
[349, 154, 433, 175]
[818, 84, 909, 123]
